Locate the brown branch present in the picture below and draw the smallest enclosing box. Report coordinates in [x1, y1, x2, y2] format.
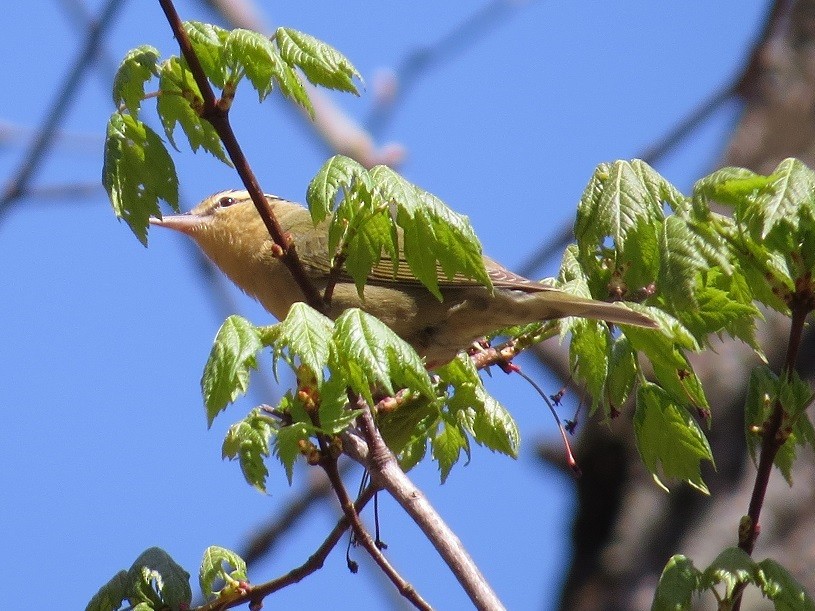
[731, 290, 813, 610]
[352, 404, 506, 611]
[319, 452, 432, 610]
[195, 485, 377, 611]
[157, 0, 325, 312]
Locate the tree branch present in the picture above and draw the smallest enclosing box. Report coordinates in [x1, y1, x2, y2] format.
[351, 404, 506, 611]
[157, 0, 326, 312]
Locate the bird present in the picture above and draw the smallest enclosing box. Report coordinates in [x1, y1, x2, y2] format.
[150, 190, 656, 367]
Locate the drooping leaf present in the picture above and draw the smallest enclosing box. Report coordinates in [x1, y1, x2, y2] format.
[199, 546, 248, 600]
[222, 408, 275, 492]
[102, 113, 178, 245]
[202, 315, 263, 426]
[333, 308, 433, 404]
[157, 57, 230, 164]
[275, 27, 361, 94]
[651, 555, 702, 611]
[634, 383, 713, 493]
[112, 45, 160, 117]
[127, 547, 192, 610]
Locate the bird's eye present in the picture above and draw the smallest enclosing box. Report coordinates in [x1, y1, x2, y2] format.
[218, 196, 236, 208]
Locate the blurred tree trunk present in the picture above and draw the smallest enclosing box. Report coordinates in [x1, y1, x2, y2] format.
[555, 2, 815, 609]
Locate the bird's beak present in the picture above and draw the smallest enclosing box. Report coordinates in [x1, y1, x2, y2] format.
[149, 213, 202, 235]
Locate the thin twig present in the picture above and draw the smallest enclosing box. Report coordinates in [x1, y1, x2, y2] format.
[196, 485, 377, 611]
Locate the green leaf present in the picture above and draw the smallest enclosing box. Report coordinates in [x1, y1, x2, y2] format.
[651, 555, 701, 611]
[157, 57, 230, 165]
[575, 160, 665, 255]
[112, 45, 160, 117]
[267, 302, 334, 385]
[86, 570, 130, 611]
[658, 215, 709, 310]
[605, 337, 637, 413]
[756, 558, 815, 610]
[634, 383, 713, 493]
[747, 158, 815, 240]
[317, 374, 362, 434]
[744, 367, 778, 465]
[700, 547, 757, 600]
[127, 547, 191, 610]
[333, 308, 434, 404]
[183, 21, 229, 89]
[273, 420, 311, 484]
[225, 29, 277, 100]
[569, 319, 611, 413]
[199, 546, 248, 600]
[371, 165, 492, 298]
[465, 391, 520, 458]
[202, 315, 263, 426]
[378, 397, 439, 458]
[692, 166, 768, 209]
[222, 408, 275, 492]
[102, 113, 179, 245]
[276, 27, 361, 94]
[432, 418, 469, 483]
[306, 155, 372, 223]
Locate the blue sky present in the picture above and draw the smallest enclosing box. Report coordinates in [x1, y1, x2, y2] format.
[0, 2, 767, 609]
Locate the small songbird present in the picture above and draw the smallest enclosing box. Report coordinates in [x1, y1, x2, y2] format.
[150, 190, 656, 366]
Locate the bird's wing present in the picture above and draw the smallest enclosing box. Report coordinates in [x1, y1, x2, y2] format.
[295, 224, 551, 293]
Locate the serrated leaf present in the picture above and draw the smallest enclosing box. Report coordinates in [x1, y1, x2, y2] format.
[183, 21, 229, 88]
[569, 319, 611, 413]
[333, 308, 434, 404]
[692, 166, 768, 209]
[222, 408, 275, 492]
[276, 27, 361, 94]
[225, 29, 277, 100]
[273, 421, 311, 484]
[744, 367, 778, 465]
[634, 383, 713, 493]
[700, 547, 757, 599]
[199, 546, 247, 600]
[270, 302, 334, 385]
[756, 558, 815, 610]
[102, 113, 178, 245]
[86, 570, 130, 611]
[658, 215, 708, 310]
[371, 165, 491, 297]
[605, 337, 637, 413]
[432, 419, 468, 483]
[747, 158, 815, 240]
[157, 57, 230, 165]
[378, 397, 440, 457]
[468, 392, 520, 457]
[112, 45, 160, 117]
[127, 547, 191, 610]
[317, 374, 361, 434]
[575, 160, 665, 255]
[202, 315, 263, 426]
[651, 555, 701, 611]
[306, 155, 372, 223]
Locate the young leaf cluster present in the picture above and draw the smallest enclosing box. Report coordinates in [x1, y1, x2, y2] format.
[652, 548, 815, 611]
[306, 155, 493, 300]
[103, 24, 361, 244]
[86, 547, 192, 611]
[87, 545, 249, 611]
[563, 158, 814, 493]
[202, 307, 518, 491]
